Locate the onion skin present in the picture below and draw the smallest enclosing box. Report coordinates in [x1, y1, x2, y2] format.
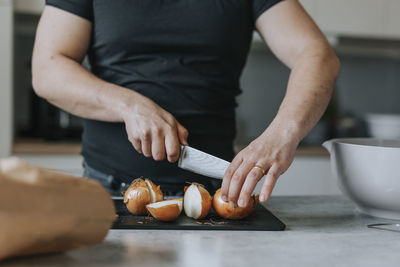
[212, 189, 259, 220]
[146, 198, 183, 222]
[197, 185, 212, 219]
[123, 178, 164, 215]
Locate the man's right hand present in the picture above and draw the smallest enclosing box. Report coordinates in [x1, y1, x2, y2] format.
[32, 7, 188, 163]
[121, 95, 188, 163]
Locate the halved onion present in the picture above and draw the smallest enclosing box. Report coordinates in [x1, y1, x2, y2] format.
[146, 198, 183, 221]
[212, 188, 259, 220]
[123, 178, 164, 215]
[184, 183, 211, 219]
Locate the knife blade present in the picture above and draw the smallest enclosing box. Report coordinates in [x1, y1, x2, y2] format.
[178, 145, 230, 179]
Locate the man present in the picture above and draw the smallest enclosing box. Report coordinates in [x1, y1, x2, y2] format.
[32, 0, 340, 207]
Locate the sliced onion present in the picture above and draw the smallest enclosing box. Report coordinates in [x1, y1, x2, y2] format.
[146, 198, 183, 221]
[184, 183, 211, 219]
[144, 179, 164, 203]
[212, 188, 258, 220]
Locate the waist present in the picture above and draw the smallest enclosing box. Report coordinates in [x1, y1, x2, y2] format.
[81, 119, 235, 181]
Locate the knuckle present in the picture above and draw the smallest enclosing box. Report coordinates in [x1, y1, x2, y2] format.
[248, 171, 260, 181]
[232, 173, 243, 183]
[225, 167, 234, 177]
[165, 115, 176, 125]
[141, 129, 151, 139]
[168, 150, 179, 159]
[151, 124, 163, 135]
[166, 123, 177, 133]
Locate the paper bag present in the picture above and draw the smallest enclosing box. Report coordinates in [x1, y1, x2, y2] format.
[0, 157, 116, 260]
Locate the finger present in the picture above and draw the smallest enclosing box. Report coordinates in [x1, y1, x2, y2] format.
[228, 161, 254, 206]
[259, 164, 281, 203]
[176, 121, 189, 146]
[165, 128, 181, 163]
[130, 137, 142, 154]
[221, 155, 243, 202]
[141, 130, 152, 157]
[151, 129, 166, 161]
[237, 165, 266, 207]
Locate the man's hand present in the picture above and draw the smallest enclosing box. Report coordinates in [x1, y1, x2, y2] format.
[221, 0, 340, 207]
[122, 95, 188, 162]
[32, 6, 188, 163]
[221, 122, 299, 207]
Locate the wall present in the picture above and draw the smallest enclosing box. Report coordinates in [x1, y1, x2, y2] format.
[0, 0, 13, 157]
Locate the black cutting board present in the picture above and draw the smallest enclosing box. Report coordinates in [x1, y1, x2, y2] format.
[112, 199, 285, 231]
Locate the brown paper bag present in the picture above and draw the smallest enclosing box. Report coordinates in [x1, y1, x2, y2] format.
[0, 157, 116, 261]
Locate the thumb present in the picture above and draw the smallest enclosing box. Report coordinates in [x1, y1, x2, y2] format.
[176, 121, 189, 146]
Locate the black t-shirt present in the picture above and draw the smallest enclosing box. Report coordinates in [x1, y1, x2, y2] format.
[45, 0, 283, 187]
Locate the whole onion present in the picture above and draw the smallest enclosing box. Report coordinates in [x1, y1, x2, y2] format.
[212, 188, 258, 219]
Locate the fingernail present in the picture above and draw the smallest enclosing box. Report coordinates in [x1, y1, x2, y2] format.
[260, 194, 267, 202]
[230, 201, 237, 208]
[238, 199, 245, 207]
[222, 195, 227, 202]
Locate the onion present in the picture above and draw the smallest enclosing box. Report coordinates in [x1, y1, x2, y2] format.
[123, 178, 164, 215]
[146, 198, 183, 221]
[183, 183, 211, 219]
[212, 188, 259, 220]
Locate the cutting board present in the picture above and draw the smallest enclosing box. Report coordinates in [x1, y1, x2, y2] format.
[112, 199, 285, 231]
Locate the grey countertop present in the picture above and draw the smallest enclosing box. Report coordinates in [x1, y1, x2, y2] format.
[3, 196, 400, 267]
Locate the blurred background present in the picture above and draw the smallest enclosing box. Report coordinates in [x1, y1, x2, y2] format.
[1, 0, 399, 195]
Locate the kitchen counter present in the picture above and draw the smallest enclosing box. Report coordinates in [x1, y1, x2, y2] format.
[3, 196, 400, 267]
[12, 139, 328, 156]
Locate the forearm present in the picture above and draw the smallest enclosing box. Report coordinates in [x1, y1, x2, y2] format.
[32, 54, 140, 122]
[265, 45, 340, 142]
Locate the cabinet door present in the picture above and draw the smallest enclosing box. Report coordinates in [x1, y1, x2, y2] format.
[14, 0, 45, 14]
[386, 0, 400, 38]
[299, 0, 318, 19]
[315, 0, 386, 38]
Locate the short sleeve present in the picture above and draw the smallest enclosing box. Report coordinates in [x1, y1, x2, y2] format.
[252, 0, 284, 21]
[46, 0, 93, 22]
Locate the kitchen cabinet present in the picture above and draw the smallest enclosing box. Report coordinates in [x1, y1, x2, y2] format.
[386, 0, 400, 38]
[0, 0, 13, 157]
[13, 0, 44, 14]
[299, 0, 400, 40]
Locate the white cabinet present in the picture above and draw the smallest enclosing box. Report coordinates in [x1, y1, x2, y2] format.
[13, 0, 44, 14]
[316, 0, 385, 38]
[298, 0, 317, 18]
[0, 0, 13, 157]
[386, 0, 400, 38]
[300, 0, 400, 39]
[256, 156, 339, 196]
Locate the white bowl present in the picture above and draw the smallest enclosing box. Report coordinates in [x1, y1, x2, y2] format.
[365, 114, 400, 139]
[323, 138, 400, 220]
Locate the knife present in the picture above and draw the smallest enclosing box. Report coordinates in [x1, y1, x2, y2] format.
[178, 145, 230, 179]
